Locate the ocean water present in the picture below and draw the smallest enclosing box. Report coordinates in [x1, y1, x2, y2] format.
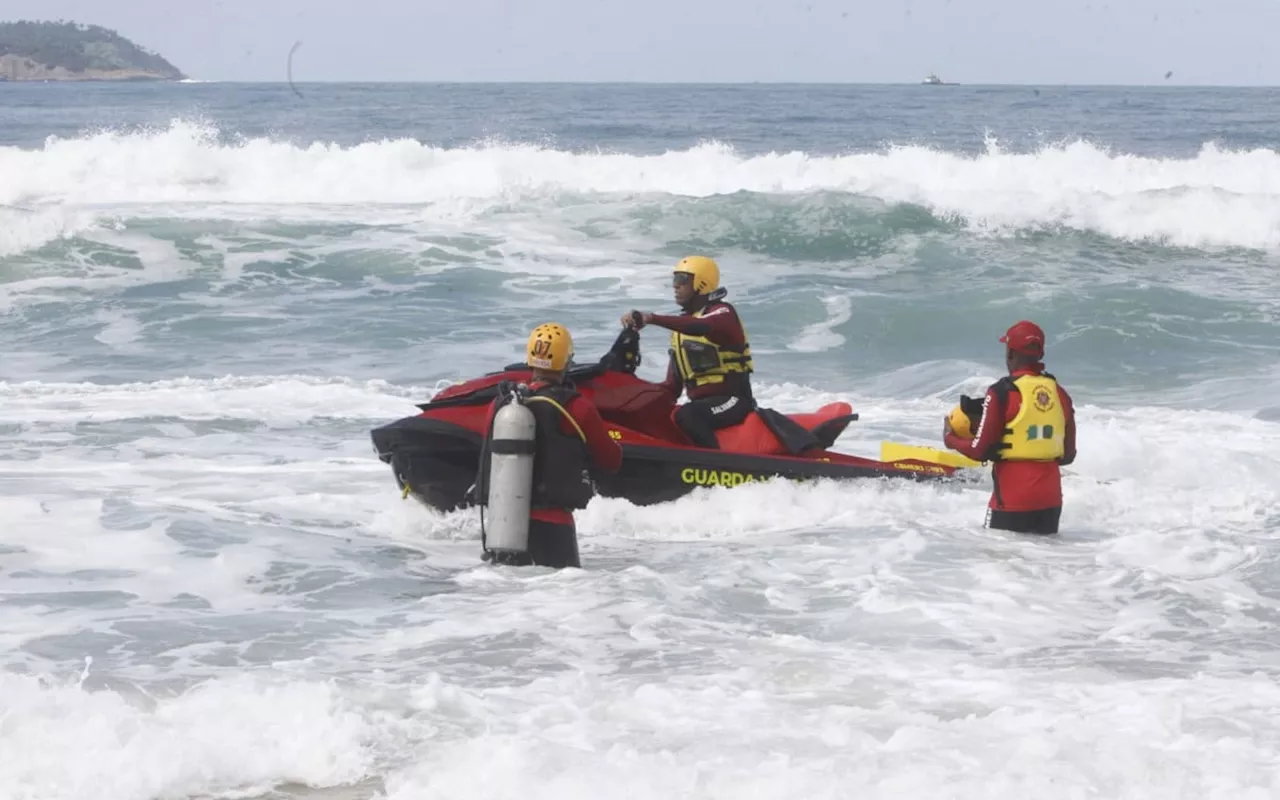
[2, 82, 1280, 799]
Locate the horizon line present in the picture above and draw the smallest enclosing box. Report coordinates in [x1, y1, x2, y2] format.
[111, 78, 1280, 89]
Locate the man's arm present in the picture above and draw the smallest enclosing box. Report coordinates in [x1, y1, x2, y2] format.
[567, 395, 623, 473]
[944, 387, 1005, 462]
[645, 305, 744, 347]
[1058, 384, 1077, 466]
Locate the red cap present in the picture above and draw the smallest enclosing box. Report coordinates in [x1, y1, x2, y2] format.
[1000, 320, 1045, 357]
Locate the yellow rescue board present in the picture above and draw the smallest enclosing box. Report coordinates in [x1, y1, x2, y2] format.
[880, 441, 984, 470]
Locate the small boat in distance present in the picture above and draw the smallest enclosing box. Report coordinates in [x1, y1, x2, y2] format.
[922, 73, 956, 85]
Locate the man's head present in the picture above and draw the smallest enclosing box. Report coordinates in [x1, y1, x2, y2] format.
[1000, 320, 1046, 371]
[526, 322, 573, 382]
[672, 255, 720, 311]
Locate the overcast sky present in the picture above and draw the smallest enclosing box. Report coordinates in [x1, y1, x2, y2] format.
[1, 0, 1276, 85]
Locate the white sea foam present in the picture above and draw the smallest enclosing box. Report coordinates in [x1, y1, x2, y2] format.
[5, 120, 1280, 255]
[1, 367, 1277, 798]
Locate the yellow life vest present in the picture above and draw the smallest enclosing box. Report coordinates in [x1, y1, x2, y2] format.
[669, 305, 754, 389]
[997, 373, 1066, 462]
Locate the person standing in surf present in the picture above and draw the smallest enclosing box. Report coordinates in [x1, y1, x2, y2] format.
[943, 320, 1078, 534]
[621, 255, 755, 449]
[478, 323, 622, 568]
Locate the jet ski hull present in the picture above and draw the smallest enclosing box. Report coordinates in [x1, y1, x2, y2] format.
[371, 415, 482, 512]
[369, 328, 958, 512]
[370, 415, 952, 512]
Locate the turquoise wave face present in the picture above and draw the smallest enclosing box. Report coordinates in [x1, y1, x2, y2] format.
[3, 186, 1277, 410]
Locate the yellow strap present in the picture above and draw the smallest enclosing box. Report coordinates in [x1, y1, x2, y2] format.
[523, 396, 587, 443]
[673, 334, 694, 382]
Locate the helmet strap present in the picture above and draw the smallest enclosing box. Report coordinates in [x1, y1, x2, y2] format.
[679, 287, 725, 313]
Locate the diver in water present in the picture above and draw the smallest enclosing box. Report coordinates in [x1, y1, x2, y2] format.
[479, 323, 622, 568]
[943, 320, 1078, 534]
[621, 255, 755, 449]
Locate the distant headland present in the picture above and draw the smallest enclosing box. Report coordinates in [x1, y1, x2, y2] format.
[0, 19, 185, 82]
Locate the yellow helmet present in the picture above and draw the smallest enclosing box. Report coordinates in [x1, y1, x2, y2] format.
[948, 404, 973, 439]
[674, 255, 720, 295]
[526, 323, 573, 371]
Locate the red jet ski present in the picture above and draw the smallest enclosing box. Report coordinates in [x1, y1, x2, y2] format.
[370, 328, 958, 512]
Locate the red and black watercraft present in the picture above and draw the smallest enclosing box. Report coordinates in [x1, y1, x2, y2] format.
[370, 328, 959, 512]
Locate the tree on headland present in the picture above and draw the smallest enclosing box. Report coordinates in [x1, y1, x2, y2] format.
[0, 19, 185, 80]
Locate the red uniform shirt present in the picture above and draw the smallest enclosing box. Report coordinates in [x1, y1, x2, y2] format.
[944, 368, 1077, 512]
[650, 302, 751, 401]
[483, 382, 622, 525]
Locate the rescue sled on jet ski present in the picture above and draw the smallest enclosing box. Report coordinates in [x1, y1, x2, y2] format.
[369, 328, 960, 512]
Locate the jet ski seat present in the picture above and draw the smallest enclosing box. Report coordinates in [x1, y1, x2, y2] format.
[715, 402, 858, 456]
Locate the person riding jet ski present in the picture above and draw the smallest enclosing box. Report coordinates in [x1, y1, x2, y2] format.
[621, 256, 755, 449]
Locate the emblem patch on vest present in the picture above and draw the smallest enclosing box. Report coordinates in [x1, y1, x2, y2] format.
[1033, 386, 1055, 411]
